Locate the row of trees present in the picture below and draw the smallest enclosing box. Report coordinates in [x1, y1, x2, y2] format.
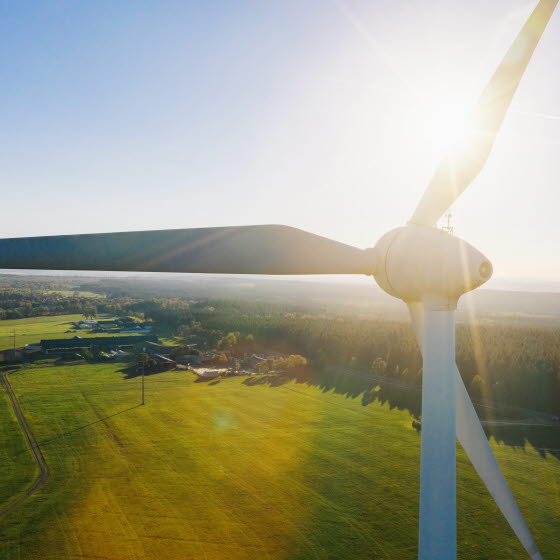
[255, 354, 308, 374]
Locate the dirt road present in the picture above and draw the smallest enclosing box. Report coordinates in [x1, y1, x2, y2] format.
[0, 372, 49, 519]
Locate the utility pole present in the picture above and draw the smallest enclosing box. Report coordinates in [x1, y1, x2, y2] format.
[141, 360, 145, 406]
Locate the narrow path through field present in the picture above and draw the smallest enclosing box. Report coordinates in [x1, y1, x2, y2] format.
[0, 372, 49, 519]
[481, 420, 560, 427]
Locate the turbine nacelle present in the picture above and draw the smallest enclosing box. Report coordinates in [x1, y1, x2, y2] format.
[372, 225, 492, 309]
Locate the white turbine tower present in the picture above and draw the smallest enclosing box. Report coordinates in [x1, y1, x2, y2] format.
[0, 1, 556, 558]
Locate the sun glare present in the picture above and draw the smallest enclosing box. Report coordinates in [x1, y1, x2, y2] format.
[409, 96, 475, 159]
[427, 102, 474, 154]
[400, 84, 477, 159]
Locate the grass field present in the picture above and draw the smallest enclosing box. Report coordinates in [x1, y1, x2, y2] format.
[0, 387, 37, 514]
[0, 361, 558, 560]
[0, 314, 142, 352]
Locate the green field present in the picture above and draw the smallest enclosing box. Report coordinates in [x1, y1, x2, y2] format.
[0, 387, 37, 514]
[0, 314, 141, 352]
[0, 360, 558, 560]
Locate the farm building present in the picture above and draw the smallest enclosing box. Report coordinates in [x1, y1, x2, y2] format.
[143, 341, 175, 355]
[176, 354, 202, 365]
[119, 324, 153, 333]
[117, 316, 137, 325]
[0, 348, 24, 362]
[74, 317, 153, 333]
[152, 354, 177, 370]
[40, 335, 158, 355]
[94, 320, 120, 331]
[73, 320, 97, 329]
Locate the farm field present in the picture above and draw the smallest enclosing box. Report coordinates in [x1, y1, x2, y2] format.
[0, 314, 142, 352]
[0, 386, 37, 514]
[0, 362, 558, 560]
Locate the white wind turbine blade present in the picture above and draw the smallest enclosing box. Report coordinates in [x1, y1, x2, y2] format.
[417, 299, 457, 560]
[455, 365, 543, 560]
[409, 0, 558, 227]
[408, 302, 543, 560]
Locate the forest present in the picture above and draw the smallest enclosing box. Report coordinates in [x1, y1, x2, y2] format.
[0, 288, 94, 319]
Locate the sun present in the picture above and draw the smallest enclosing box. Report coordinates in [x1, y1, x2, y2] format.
[428, 101, 475, 154]
[411, 95, 476, 159]
[400, 82, 477, 160]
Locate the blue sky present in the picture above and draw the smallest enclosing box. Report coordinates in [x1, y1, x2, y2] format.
[1, 1, 559, 279]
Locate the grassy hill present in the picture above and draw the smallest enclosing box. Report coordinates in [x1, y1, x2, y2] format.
[0, 362, 558, 559]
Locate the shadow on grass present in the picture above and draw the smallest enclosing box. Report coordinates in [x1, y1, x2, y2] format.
[243, 374, 292, 388]
[118, 365, 169, 380]
[194, 376, 215, 383]
[16, 404, 141, 456]
[486, 423, 560, 460]
[240, 369, 560, 461]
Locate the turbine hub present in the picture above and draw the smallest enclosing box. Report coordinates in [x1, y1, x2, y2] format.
[372, 225, 492, 309]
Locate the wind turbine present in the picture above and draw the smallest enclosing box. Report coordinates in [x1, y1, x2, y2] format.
[0, 1, 557, 558]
